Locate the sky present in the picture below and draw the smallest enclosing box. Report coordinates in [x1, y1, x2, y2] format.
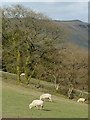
[2, 1, 89, 22]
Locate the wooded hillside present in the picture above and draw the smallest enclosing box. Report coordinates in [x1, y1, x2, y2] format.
[2, 4, 88, 92]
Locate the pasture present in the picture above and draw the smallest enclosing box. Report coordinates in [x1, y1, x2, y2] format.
[2, 72, 88, 118]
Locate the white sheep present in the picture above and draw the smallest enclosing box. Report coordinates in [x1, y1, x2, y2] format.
[20, 73, 25, 76]
[40, 93, 52, 102]
[29, 100, 44, 110]
[77, 98, 86, 103]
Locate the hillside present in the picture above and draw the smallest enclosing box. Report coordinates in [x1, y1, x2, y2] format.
[55, 20, 88, 49]
[2, 5, 88, 93]
[1, 4, 88, 119]
[2, 71, 88, 118]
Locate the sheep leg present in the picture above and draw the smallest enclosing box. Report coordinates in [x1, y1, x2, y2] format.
[40, 105, 43, 110]
[49, 97, 52, 102]
[36, 106, 38, 110]
[35, 106, 37, 109]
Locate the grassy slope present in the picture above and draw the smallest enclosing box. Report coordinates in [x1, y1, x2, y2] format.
[2, 72, 88, 118]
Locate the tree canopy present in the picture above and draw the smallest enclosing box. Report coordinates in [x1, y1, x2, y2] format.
[2, 4, 88, 90]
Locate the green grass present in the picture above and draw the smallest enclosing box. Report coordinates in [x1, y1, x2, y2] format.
[2, 71, 88, 99]
[2, 72, 88, 118]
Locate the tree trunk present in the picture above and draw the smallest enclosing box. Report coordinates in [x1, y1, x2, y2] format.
[53, 75, 58, 91]
[24, 42, 35, 85]
[28, 63, 37, 83]
[68, 87, 73, 99]
[36, 74, 42, 88]
[17, 50, 21, 84]
[24, 43, 32, 85]
[28, 68, 35, 80]
[24, 52, 30, 85]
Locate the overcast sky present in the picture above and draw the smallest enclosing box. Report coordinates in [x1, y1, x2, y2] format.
[2, 1, 88, 22]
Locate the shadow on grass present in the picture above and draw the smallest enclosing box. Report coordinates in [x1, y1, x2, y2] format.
[43, 109, 51, 111]
[44, 101, 55, 103]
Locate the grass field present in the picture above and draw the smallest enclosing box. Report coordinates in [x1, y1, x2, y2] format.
[2, 72, 88, 118]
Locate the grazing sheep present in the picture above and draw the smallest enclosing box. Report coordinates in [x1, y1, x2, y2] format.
[20, 73, 25, 76]
[29, 100, 44, 110]
[77, 98, 86, 103]
[40, 93, 52, 102]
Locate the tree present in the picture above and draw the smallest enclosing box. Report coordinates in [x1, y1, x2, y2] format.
[2, 5, 28, 84]
[2, 4, 87, 91]
[2, 4, 66, 85]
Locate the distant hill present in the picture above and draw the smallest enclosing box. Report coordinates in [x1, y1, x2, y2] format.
[55, 20, 88, 49]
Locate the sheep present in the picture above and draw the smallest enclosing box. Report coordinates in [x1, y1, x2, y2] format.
[77, 98, 86, 103]
[20, 73, 25, 76]
[29, 100, 44, 110]
[40, 93, 52, 102]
